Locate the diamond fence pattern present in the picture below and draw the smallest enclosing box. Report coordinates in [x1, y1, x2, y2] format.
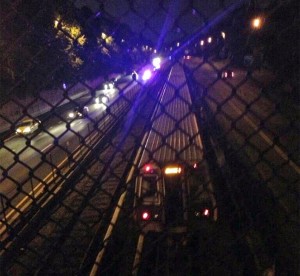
[0, 0, 299, 275]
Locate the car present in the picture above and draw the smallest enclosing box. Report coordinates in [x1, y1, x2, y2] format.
[68, 106, 89, 119]
[132, 71, 138, 81]
[15, 118, 41, 135]
[95, 94, 109, 105]
[103, 81, 114, 90]
[221, 70, 234, 79]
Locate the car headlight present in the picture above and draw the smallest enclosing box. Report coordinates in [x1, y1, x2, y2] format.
[23, 127, 31, 133]
[142, 69, 152, 81]
[152, 57, 161, 70]
[68, 112, 75, 118]
[101, 96, 109, 104]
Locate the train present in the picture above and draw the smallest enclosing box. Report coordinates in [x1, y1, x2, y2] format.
[133, 161, 218, 233]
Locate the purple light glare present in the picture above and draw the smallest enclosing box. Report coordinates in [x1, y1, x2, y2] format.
[142, 69, 152, 81]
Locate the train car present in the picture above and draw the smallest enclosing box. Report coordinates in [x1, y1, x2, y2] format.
[162, 164, 188, 228]
[187, 161, 218, 224]
[133, 163, 165, 233]
[133, 161, 217, 234]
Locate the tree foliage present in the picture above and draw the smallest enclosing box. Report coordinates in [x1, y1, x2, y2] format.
[0, 1, 138, 98]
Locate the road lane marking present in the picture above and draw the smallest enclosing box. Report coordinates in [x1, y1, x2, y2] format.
[0, 157, 68, 229]
[0, 130, 102, 238]
[3, 135, 17, 143]
[41, 144, 53, 152]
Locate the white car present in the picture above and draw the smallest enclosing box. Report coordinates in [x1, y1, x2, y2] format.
[103, 81, 114, 90]
[68, 106, 89, 119]
[95, 94, 109, 104]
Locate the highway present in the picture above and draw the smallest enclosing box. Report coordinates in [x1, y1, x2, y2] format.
[184, 57, 299, 218]
[1, 58, 298, 275]
[0, 78, 140, 237]
[1, 67, 163, 274]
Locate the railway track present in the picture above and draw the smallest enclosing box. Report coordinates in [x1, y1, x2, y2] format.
[92, 64, 221, 275]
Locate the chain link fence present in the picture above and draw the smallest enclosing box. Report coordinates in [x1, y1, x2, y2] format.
[0, 0, 299, 275]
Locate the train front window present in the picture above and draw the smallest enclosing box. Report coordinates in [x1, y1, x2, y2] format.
[141, 175, 157, 198]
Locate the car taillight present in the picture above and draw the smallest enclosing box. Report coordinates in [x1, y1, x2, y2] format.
[141, 211, 151, 221]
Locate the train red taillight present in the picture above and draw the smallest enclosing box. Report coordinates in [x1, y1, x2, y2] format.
[143, 164, 155, 174]
[141, 211, 151, 221]
[202, 208, 210, 217]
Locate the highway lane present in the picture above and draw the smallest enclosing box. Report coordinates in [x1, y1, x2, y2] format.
[186, 57, 298, 162]
[1, 72, 160, 274]
[0, 78, 140, 226]
[0, 97, 107, 197]
[185, 57, 299, 218]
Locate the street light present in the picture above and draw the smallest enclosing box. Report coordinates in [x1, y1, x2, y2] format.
[251, 17, 263, 29]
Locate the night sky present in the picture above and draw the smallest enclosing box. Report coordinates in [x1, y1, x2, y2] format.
[75, 0, 236, 47]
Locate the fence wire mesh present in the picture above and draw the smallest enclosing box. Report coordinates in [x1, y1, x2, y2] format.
[0, 0, 299, 275]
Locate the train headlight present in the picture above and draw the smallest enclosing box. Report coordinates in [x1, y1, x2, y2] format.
[164, 166, 182, 175]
